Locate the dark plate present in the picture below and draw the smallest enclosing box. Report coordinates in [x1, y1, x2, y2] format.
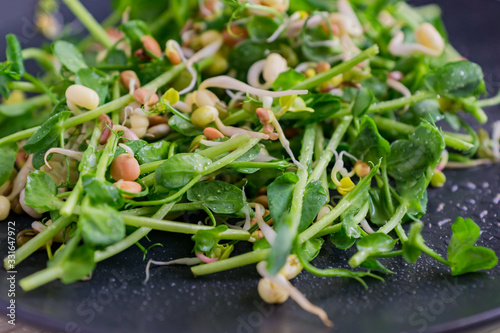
[1, 1, 500, 332]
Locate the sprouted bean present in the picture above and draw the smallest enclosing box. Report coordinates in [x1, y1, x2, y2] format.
[2, 0, 499, 328]
[65, 84, 99, 113]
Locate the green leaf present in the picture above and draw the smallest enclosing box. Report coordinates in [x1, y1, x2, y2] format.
[247, 15, 280, 41]
[299, 180, 328, 232]
[446, 217, 498, 275]
[228, 40, 271, 74]
[295, 94, 341, 126]
[330, 227, 356, 250]
[187, 180, 245, 214]
[350, 116, 390, 164]
[192, 225, 228, 253]
[447, 217, 480, 259]
[0, 74, 9, 99]
[23, 170, 59, 211]
[450, 247, 498, 276]
[59, 245, 96, 283]
[399, 99, 443, 126]
[352, 88, 374, 119]
[387, 122, 444, 182]
[267, 173, 298, 228]
[300, 14, 341, 62]
[119, 20, 151, 51]
[53, 41, 88, 73]
[349, 233, 397, 268]
[79, 196, 125, 247]
[0, 142, 18, 186]
[395, 176, 428, 216]
[114, 140, 148, 159]
[360, 258, 393, 274]
[136, 140, 170, 164]
[368, 187, 392, 226]
[169, 115, 203, 137]
[297, 237, 324, 262]
[48, 233, 96, 283]
[403, 221, 424, 263]
[23, 111, 72, 154]
[5, 34, 25, 76]
[424, 61, 485, 98]
[154, 153, 211, 189]
[272, 69, 306, 91]
[81, 175, 124, 209]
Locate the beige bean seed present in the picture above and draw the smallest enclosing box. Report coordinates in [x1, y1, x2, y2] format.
[263, 53, 288, 84]
[114, 181, 142, 199]
[146, 124, 170, 140]
[415, 23, 445, 54]
[258, 278, 289, 304]
[110, 154, 141, 181]
[0, 195, 10, 221]
[191, 106, 219, 128]
[65, 84, 99, 110]
[133, 88, 159, 108]
[203, 127, 224, 140]
[141, 35, 163, 58]
[120, 70, 141, 91]
[149, 115, 168, 127]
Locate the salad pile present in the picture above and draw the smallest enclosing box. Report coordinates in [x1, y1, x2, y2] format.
[2, 0, 499, 325]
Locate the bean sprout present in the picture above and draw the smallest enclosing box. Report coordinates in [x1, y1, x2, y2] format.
[257, 262, 333, 327]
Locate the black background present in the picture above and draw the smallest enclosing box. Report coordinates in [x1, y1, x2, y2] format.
[1, 1, 500, 333]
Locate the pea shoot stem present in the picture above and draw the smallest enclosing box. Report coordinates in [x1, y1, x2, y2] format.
[267, 124, 316, 274]
[60, 123, 102, 216]
[6, 81, 42, 92]
[293, 45, 379, 90]
[3, 216, 73, 269]
[19, 266, 64, 291]
[372, 116, 475, 151]
[121, 215, 250, 240]
[378, 201, 409, 234]
[95, 202, 176, 262]
[477, 90, 500, 108]
[313, 123, 330, 198]
[308, 116, 352, 183]
[299, 163, 380, 243]
[191, 249, 270, 276]
[61, 0, 114, 49]
[198, 135, 251, 159]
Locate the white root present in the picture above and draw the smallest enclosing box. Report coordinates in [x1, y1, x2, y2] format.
[114, 125, 140, 141]
[200, 139, 224, 147]
[44, 148, 84, 170]
[19, 188, 43, 219]
[336, 0, 363, 36]
[173, 100, 192, 113]
[257, 261, 333, 327]
[491, 121, 500, 160]
[214, 117, 270, 140]
[255, 204, 276, 245]
[388, 31, 443, 57]
[143, 257, 203, 284]
[118, 143, 135, 157]
[200, 76, 308, 98]
[361, 219, 375, 234]
[7, 155, 34, 202]
[271, 118, 305, 169]
[242, 187, 252, 231]
[387, 78, 411, 112]
[172, 34, 224, 96]
[247, 60, 268, 88]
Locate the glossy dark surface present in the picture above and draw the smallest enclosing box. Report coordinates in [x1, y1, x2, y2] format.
[1, 1, 500, 332]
